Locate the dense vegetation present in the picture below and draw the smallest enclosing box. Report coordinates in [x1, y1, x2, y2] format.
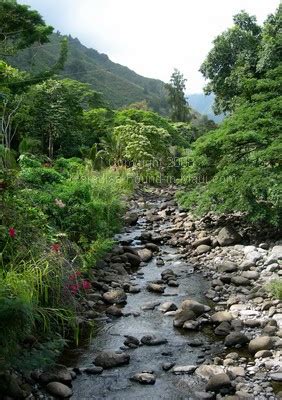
[0, 0, 280, 380]
[179, 6, 281, 229]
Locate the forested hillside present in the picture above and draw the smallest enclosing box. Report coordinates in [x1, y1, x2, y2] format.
[8, 33, 170, 114]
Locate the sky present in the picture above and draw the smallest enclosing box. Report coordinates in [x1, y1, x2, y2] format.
[19, 0, 279, 93]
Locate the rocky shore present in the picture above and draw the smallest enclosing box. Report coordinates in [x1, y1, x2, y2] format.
[3, 187, 281, 400]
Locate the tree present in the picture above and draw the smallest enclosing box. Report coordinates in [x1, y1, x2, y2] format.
[18, 79, 103, 158]
[179, 66, 282, 227]
[200, 11, 261, 114]
[165, 69, 191, 122]
[0, 0, 53, 57]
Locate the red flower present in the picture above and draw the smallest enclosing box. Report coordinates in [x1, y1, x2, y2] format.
[8, 227, 16, 238]
[51, 243, 61, 253]
[68, 284, 79, 295]
[81, 280, 91, 290]
[69, 271, 81, 281]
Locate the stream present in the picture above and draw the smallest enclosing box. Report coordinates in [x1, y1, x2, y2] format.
[62, 193, 222, 399]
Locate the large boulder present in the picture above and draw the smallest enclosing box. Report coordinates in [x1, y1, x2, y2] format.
[94, 351, 130, 368]
[141, 335, 167, 346]
[46, 382, 73, 398]
[147, 283, 165, 293]
[215, 321, 232, 336]
[224, 332, 249, 347]
[124, 252, 141, 268]
[196, 244, 211, 254]
[173, 299, 210, 328]
[103, 289, 127, 304]
[217, 227, 241, 246]
[211, 311, 233, 324]
[206, 373, 231, 393]
[248, 336, 273, 354]
[137, 248, 153, 262]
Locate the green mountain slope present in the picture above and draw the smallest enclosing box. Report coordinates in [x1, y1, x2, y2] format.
[8, 33, 170, 114]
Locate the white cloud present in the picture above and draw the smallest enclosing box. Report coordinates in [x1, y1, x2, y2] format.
[19, 0, 279, 92]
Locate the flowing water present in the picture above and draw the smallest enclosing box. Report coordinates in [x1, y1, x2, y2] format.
[63, 198, 221, 399]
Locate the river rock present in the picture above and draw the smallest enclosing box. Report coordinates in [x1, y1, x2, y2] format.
[192, 237, 211, 247]
[147, 283, 165, 293]
[241, 271, 259, 280]
[254, 350, 272, 358]
[196, 244, 211, 254]
[141, 335, 168, 346]
[106, 305, 123, 317]
[141, 301, 161, 310]
[130, 372, 156, 384]
[206, 373, 232, 392]
[172, 365, 197, 374]
[224, 332, 249, 347]
[215, 321, 232, 336]
[181, 299, 210, 315]
[137, 248, 153, 262]
[39, 365, 72, 385]
[217, 261, 238, 273]
[159, 301, 177, 313]
[269, 372, 282, 381]
[124, 335, 140, 348]
[173, 299, 210, 327]
[124, 212, 138, 226]
[124, 253, 141, 268]
[231, 276, 250, 286]
[103, 289, 127, 304]
[94, 351, 130, 368]
[145, 243, 159, 252]
[196, 365, 224, 380]
[211, 311, 233, 323]
[248, 336, 273, 354]
[217, 227, 241, 246]
[46, 382, 73, 398]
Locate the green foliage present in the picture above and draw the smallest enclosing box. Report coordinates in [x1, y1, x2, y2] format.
[179, 67, 282, 227]
[165, 69, 191, 122]
[267, 279, 282, 300]
[0, 1, 53, 56]
[113, 122, 171, 175]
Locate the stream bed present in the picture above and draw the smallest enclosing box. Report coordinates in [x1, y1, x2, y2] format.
[62, 197, 222, 399]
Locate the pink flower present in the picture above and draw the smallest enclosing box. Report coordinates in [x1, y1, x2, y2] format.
[68, 284, 79, 295]
[8, 227, 16, 238]
[51, 243, 61, 253]
[54, 198, 66, 208]
[81, 280, 91, 290]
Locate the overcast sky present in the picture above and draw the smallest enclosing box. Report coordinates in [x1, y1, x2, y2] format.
[19, 0, 279, 93]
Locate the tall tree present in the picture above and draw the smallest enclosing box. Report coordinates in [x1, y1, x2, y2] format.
[200, 11, 261, 114]
[0, 0, 53, 57]
[165, 69, 191, 122]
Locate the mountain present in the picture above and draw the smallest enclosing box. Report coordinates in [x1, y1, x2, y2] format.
[188, 93, 224, 122]
[8, 33, 170, 114]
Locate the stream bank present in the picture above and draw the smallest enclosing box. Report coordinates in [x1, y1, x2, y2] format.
[11, 186, 281, 400]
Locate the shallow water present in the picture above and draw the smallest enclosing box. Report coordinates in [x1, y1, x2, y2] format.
[63, 204, 221, 399]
